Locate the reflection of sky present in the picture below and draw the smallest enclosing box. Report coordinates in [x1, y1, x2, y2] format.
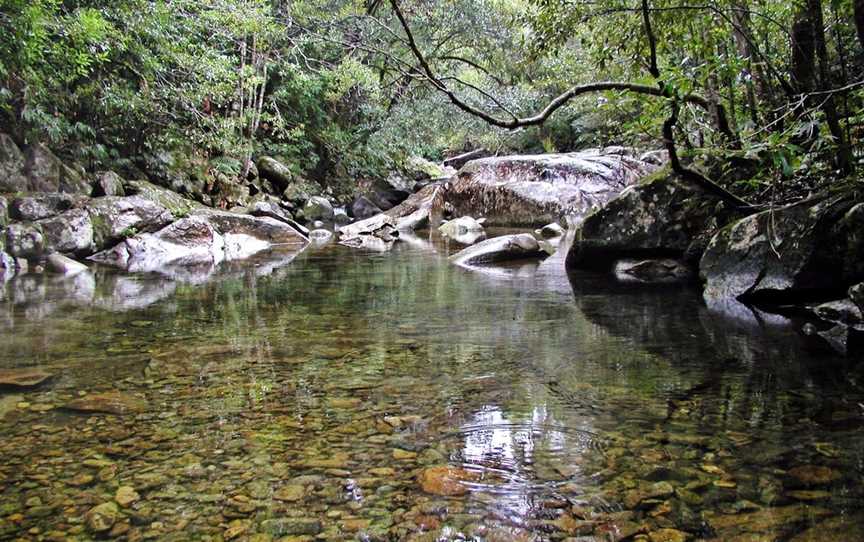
[459, 404, 574, 519]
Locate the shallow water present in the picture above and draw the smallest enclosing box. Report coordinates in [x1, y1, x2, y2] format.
[1, 231, 863, 541]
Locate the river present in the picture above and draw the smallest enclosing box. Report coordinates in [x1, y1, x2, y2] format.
[0, 231, 862, 541]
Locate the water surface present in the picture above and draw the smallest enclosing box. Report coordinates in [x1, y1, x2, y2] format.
[1, 232, 863, 541]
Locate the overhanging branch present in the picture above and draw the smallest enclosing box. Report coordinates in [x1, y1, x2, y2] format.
[387, 0, 734, 139]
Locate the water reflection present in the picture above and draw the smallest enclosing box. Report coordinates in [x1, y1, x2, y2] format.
[0, 232, 862, 541]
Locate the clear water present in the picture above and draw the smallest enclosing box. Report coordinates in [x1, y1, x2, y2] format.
[1, 231, 863, 541]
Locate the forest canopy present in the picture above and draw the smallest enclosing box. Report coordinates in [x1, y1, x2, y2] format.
[1, 0, 861, 200]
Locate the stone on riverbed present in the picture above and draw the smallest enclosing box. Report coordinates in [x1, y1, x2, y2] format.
[0, 368, 54, 388]
[418, 466, 479, 496]
[62, 391, 148, 415]
[85, 502, 119, 533]
[449, 234, 546, 266]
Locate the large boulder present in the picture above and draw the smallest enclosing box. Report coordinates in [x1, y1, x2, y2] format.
[9, 193, 78, 222]
[301, 196, 334, 222]
[256, 156, 293, 191]
[350, 196, 382, 221]
[87, 196, 174, 250]
[450, 233, 546, 266]
[449, 148, 658, 227]
[565, 169, 736, 271]
[90, 210, 307, 272]
[37, 209, 94, 255]
[123, 179, 201, 218]
[0, 134, 27, 192]
[700, 193, 864, 302]
[23, 143, 63, 192]
[58, 161, 92, 195]
[5, 223, 45, 259]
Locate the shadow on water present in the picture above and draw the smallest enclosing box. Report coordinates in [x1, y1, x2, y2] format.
[0, 230, 863, 540]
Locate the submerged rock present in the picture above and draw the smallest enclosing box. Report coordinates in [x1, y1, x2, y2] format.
[85, 502, 119, 533]
[418, 466, 479, 496]
[450, 148, 658, 227]
[62, 391, 148, 415]
[450, 234, 546, 266]
[0, 368, 54, 388]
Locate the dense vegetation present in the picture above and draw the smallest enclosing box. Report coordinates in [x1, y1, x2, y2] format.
[1, 0, 862, 202]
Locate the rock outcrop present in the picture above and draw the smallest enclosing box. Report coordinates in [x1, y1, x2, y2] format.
[566, 169, 736, 272]
[700, 193, 864, 302]
[90, 210, 307, 272]
[449, 148, 659, 226]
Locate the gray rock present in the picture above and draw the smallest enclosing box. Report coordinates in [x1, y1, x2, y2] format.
[14, 257, 28, 274]
[0, 134, 27, 192]
[0, 196, 8, 227]
[333, 207, 351, 225]
[90, 210, 307, 272]
[700, 195, 864, 302]
[93, 171, 125, 197]
[566, 169, 734, 271]
[450, 233, 546, 266]
[350, 196, 382, 220]
[339, 214, 398, 244]
[451, 149, 658, 226]
[58, 162, 92, 195]
[123, 179, 201, 218]
[23, 143, 63, 192]
[439, 216, 484, 238]
[10, 193, 77, 221]
[46, 253, 89, 275]
[0, 250, 14, 281]
[302, 196, 334, 222]
[5, 223, 44, 258]
[256, 156, 293, 191]
[850, 282, 864, 312]
[537, 222, 566, 239]
[37, 208, 94, 255]
[87, 195, 174, 250]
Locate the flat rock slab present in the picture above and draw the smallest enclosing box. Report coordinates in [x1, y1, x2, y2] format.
[0, 368, 54, 388]
[62, 392, 148, 415]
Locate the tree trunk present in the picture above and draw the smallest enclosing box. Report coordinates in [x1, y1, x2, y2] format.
[808, 0, 853, 174]
[855, 0, 864, 51]
[790, 7, 816, 94]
